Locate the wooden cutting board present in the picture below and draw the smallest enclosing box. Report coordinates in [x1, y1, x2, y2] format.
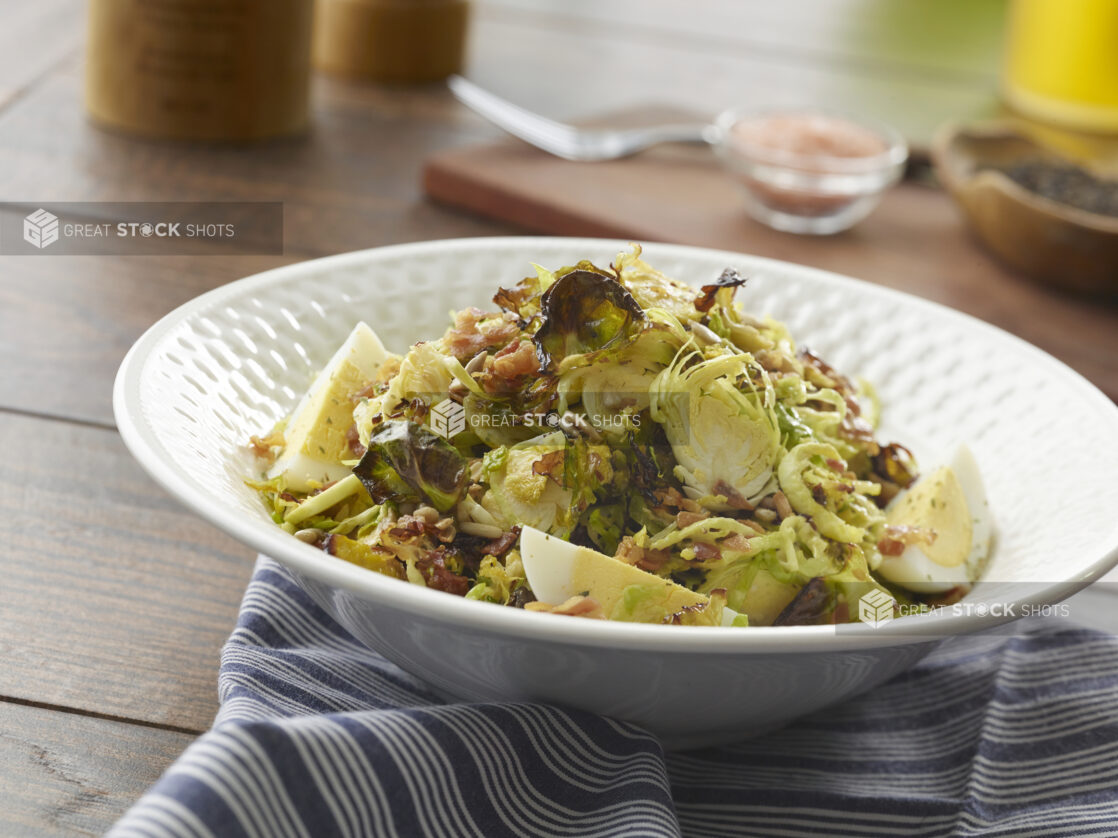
[421, 108, 985, 291]
[421, 108, 1118, 400]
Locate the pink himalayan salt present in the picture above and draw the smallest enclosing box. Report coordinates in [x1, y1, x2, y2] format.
[732, 113, 888, 161]
[729, 113, 890, 218]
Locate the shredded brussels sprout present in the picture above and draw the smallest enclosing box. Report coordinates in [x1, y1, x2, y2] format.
[250, 245, 967, 627]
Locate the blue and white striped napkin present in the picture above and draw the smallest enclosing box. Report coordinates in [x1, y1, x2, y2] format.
[110, 557, 1118, 838]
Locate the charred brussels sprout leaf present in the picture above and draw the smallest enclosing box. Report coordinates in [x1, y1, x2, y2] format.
[694, 267, 749, 313]
[772, 577, 832, 626]
[533, 268, 646, 366]
[353, 420, 466, 512]
[874, 442, 919, 489]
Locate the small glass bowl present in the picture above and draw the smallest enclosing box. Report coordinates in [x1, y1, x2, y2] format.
[713, 108, 909, 235]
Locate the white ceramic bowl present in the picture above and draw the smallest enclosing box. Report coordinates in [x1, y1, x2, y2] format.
[114, 238, 1118, 748]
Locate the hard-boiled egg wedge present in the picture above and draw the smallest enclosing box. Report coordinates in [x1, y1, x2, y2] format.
[269, 321, 390, 492]
[876, 444, 993, 594]
[520, 526, 744, 625]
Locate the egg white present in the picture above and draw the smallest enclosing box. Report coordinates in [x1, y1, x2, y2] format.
[519, 526, 744, 626]
[877, 444, 992, 594]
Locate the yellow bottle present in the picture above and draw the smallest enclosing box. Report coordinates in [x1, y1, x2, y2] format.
[1003, 0, 1118, 133]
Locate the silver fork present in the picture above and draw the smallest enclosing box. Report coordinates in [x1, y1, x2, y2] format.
[448, 75, 718, 162]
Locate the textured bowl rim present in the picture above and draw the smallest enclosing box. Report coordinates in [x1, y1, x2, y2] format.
[114, 236, 1118, 654]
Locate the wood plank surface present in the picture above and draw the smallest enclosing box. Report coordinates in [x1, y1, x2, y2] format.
[0, 701, 193, 837]
[0, 238, 296, 427]
[0, 62, 513, 247]
[0, 412, 253, 731]
[0, 0, 1114, 832]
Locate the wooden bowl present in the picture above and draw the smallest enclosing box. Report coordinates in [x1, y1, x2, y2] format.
[931, 123, 1118, 296]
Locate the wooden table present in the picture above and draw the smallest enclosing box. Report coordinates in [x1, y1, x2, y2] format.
[2, 2, 1116, 833]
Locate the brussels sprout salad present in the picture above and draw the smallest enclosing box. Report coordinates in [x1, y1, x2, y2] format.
[250, 246, 992, 627]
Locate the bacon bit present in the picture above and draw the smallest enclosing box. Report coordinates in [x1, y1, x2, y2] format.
[658, 487, 684, 506]
[249, 428, 285, 462]
[345, 424, 366, 457]
[531, 450, 566, 486]
[878, 538, 906, 557]
[886, 524, 937, 545]
[657, 486, 702, 514]
[445, 307, 520, 360]
[825, 458, 846, 472]
[615, 536, 643, 565]
[712, 480, 755, 512]
[415, 548, 471, 596]
[691, 542, 721, 561]
[636, 551, 672, 572]
[481, 525, 522, 558]
[723, 533, 753, 551]
[389, 514, 436, 540]
[811, 484, 827, 506]
[490, 338, 538, 379]
[676, 510, 708, 529]
[886, 524, 938, 544]
[615, 536, 672, 572]
[772, 491, 794, 520]
[553, 596, 603, 617]
[681, 498, 702, 514]
[879, 524, 937, 557]
[525, 594, 604, 618]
